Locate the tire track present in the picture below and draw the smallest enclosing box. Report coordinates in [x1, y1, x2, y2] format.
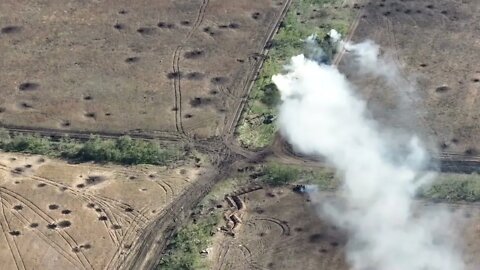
[0, 192, 26, 270]
[0, 187, 93, 270]
[105, 206, 151, 270]
[0, 194, 82, 269]
[171, 0, 210, 136]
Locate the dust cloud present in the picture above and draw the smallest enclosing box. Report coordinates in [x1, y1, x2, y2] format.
[272, 33, 464, 270]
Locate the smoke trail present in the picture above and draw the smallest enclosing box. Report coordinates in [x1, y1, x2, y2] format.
[272, 37, 464, 270]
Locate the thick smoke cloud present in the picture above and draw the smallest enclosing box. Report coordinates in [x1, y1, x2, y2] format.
[272, 36, 464, 270]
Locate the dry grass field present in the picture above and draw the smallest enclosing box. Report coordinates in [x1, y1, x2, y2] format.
[0, 152, 207, 270]
[0, 0, 289, 138]
[340, 0, 480, 154]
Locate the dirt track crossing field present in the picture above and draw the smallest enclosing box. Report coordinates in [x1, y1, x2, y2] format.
[0, 152, 206, 270]
[0, 0, 289, 139]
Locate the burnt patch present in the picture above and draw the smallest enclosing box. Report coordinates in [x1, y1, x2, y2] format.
[85, 175, 106, 185]
[420, 63, 428, 68]
[85, 112, 96, 119]
[465, 148, 477, 156]
[61, 120, 71, 127]
[184, 50, 204, 59]
[157, 22, 175, 29]
[184, 114, 193, 119]
[99, 216, 108, 221]
[180, 20, 191, 26]
[137, 27, 155, 35]
[19, 102, 32, 109]
[76, 183, 85, 188]
[472, 78, 479, 83]
[1, 26, 22, 34]
[113, 23, 125, 30]
[9, 230, 21, 236]
[95, 208, 102, 213]
[19, 82, 39, 91]
[309, 233, 324, 243]
[72, 247, 81, 253]
[47, 223, 57, 230]
[435, 86, 450, 93]
[125, 57, 140, 63]
[13, 205, 23, 211]
[125, 207, 134, 212]
[210, 76, 228, 85]
[58, 220, 72, 228]
[86, 203, 95, 208]
[37, 183, 46, 187]
[185, 72, 204, 80]
[111, 224, 122, 230]
[29, 223, 39, 228]
[13, 167, 24, 174]
[61, 209, 72, 215]
[167, 71, 182, 79]
[48, 204, 59, 210]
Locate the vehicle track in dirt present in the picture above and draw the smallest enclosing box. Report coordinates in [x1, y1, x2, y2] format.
[171, 0, 210, 136]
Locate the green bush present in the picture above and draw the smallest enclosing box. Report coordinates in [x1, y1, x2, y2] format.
[0, 131, 179, 166]
[158, 213, 220, 270]
[419, 174, 480, 202]
[263, 164, 300, 186]
[1, 134, 53, 155]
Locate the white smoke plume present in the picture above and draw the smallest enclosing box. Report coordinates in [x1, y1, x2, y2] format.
[272, 36, 464, 270]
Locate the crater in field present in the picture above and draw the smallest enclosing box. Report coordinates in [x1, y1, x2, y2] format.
[184, 50, 204, 59]
[125, 57, 140, 63]
[85, 175, 106, 186]
[61, 120, 71, 127]
[252, 12, 261, 20]
[37, 183, 46, 188]
[84, 112, 96, 119]
[61, 209, 72, 215]
[19, 82, 39, 91]
[29, 223, 39, 228]
[157, 22, 174, 29]
[210, 76, 228, 85]
[99, 216, 108, 221]
[167, 71, 182, 79]
[180, 20, 191, 26]
[47, 223, 57, 230]
[18, 102, 33, 109]
[111, 224, 122, 230]
[9, 230, 21, 236]
[185, 72, 204, 80]
[1, 26, 22, 34]
[435, 85, 450, 93]
[190, 97, 212, 107]
[58, 220, 72, 228]
[113, 23, 125, 30]
[184, 114, 193, 119]
[137, 27, 155, 35]
[48, 204, 59, 210]
[13, 205, 23, 211]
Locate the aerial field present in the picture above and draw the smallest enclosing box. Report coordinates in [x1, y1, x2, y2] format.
[209, 187, 480, 270]
[340, 0, 480, 155]
[0, 152, 206, 270]
[0, 0, 289, 138]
